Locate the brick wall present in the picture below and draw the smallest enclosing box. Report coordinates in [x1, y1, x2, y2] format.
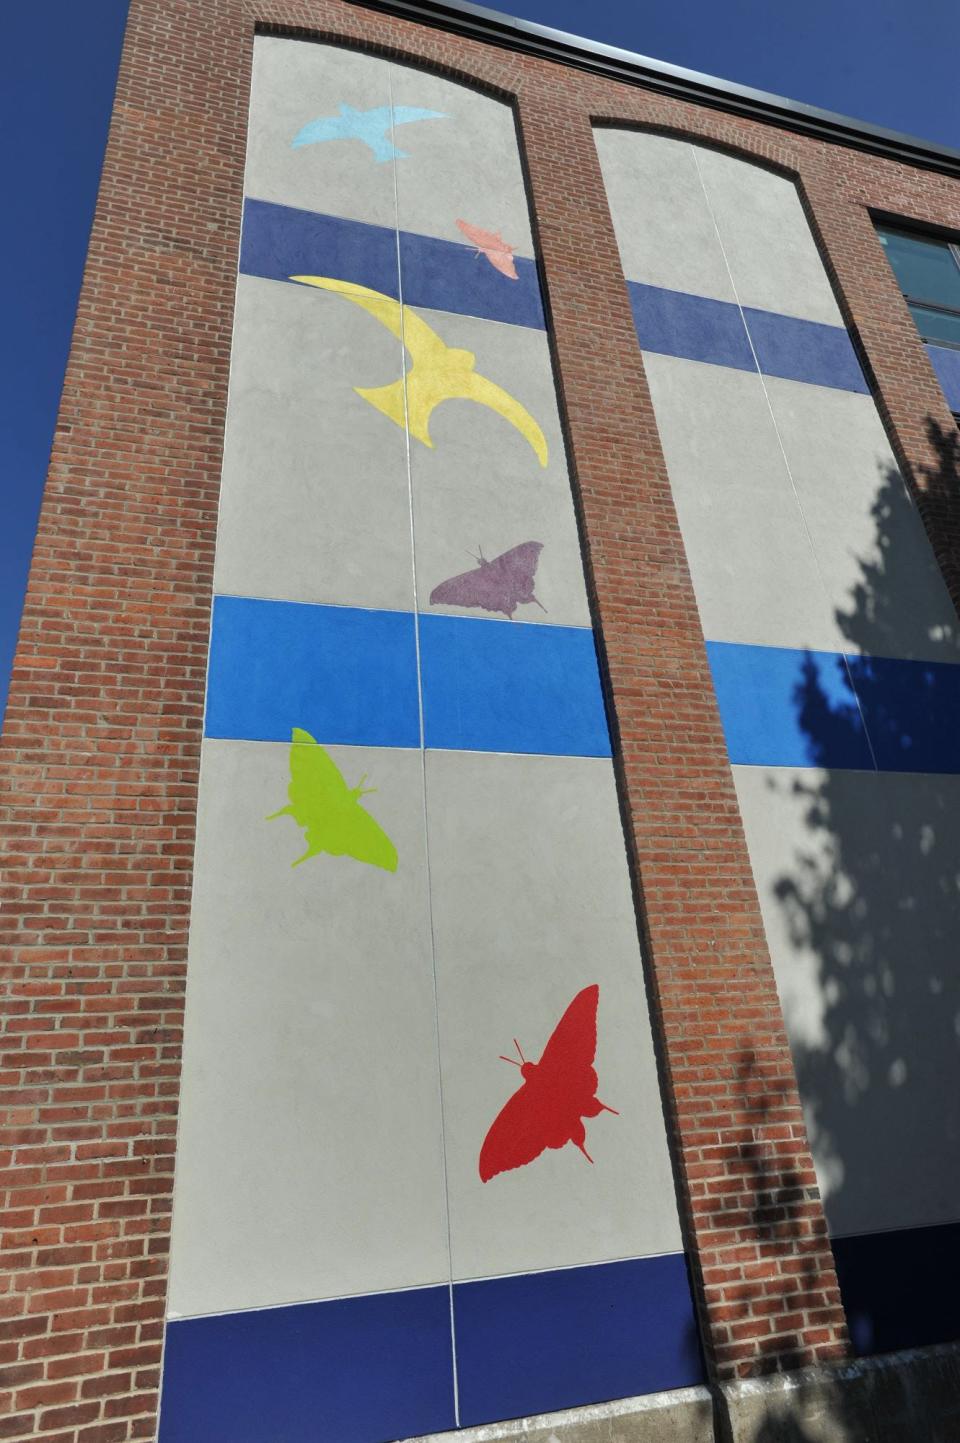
[1, 1, 958, 1439]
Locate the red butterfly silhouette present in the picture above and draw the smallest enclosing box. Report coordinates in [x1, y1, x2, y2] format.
[479, 984, 618, 1182]
[455, 218, 519, 280]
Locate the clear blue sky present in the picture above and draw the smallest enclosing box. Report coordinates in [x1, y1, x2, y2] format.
[1, 0, 957, 723]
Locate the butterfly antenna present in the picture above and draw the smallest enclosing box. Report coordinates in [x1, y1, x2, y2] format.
[498, 1054, 522, 1067]
[513, 1037, 525, 1063]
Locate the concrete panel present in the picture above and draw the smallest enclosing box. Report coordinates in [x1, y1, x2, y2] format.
[408, 1381, 717, 1443]
[763, 379, 960, 664]
[693, 145, 844, 327]
[425, 750, 683, 1282]
[390, 63, 535, 259]
[642, 353, 843, 652]
[168, 738, 448, 1318]
[245, 37, 398, 228]
[409, 308, 591, 629]
[731, 764, 960, 1239]
[213, 275, 416, 614]
[593, 129, 735, 302]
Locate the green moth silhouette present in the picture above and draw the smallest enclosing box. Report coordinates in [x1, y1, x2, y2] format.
[267, 728, 399, 872]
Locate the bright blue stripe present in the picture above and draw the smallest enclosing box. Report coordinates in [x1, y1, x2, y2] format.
[204, 596, 421, 748]
[628, 281, 868, 393]
[926, 342, 960, 411]
[419, 613, 611, 757]
[240, 198, 545, 329]
[705, 640, 874, 769]
[706, 640, 960, 772]
[204, 598, 609, 758]
[454, 1254, 704, 1427]
[743, 306, 868, 393]
[628, 281, 755, 371]
[158, 1284, 455, 1443]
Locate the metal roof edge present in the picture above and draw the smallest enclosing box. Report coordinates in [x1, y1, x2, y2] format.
[335, 0, 960, 178]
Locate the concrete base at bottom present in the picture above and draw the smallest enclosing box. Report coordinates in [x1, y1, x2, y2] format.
[405, 1341, 960, 1443]
[405, 1384, 717, 1443]
[718, 1340, 960, 1443]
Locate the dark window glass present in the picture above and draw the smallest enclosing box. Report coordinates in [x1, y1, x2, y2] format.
[907, 301, 960, 350]
[877, 226, 960, 352]
[878, 228, 960, 310]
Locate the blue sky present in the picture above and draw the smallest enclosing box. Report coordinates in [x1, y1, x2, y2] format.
[1, 0, 957, 723]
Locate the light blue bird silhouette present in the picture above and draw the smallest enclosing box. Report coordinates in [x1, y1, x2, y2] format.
[291, 103, 447, 163]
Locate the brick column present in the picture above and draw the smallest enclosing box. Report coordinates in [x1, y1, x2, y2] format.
[0, 3, 251, 1439]
[515, 91, 850, 1381]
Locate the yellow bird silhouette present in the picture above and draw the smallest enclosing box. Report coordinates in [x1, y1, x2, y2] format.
[291, 275, 548, 467]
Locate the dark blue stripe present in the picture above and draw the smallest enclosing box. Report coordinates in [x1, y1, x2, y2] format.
[204, 596, 421, 748]
[743, 306, 868, 393]
[628, 281, 755, 371]
[706, 640, 960, 773]
[847, 653, 960, 773]
[158, 1284, 456, 1443]
[419, 613, 611, 757]
[833, 1220, 960, 1357]
[204, 597, 610, 758]
[927, 342, 960, 412]
[628, 281, 868, 393]
[454, 1254, 704, 1427]
[240, 198, 545, 329]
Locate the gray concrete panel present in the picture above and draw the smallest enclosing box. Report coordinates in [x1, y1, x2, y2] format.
[410, 309, 590, 628]
[407, 1382, 716, 1443]
[642, 353, 843, 651]
[732, 764, 960, 1239]
[593, 129, 735, 301]
[694, 145, 845, 327]
[246, 37, 398, 229]
[764, 379, 960, 663]
[425, 750, 683, 1282]
[213, 275, 416, 614]
[390, 64, 535, 258]
[168, 739, 448, 1318]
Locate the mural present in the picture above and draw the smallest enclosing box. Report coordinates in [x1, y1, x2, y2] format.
[479, 984, 618, 1182]
[159, 39, 699, 1443]
[456, 218, 519, 279]
[292, 102, 447, 162]
[267, 728, 399, 872]
[594, 127, 960, 1355]
[291, 274, 549, 464]
[429, 541, 544, 619]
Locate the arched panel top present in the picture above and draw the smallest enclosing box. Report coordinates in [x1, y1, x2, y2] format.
[593, 124, 843, 327]
[246, 34, 535, 259]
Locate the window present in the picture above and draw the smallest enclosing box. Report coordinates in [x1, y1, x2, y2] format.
[877, 224, 960, 351]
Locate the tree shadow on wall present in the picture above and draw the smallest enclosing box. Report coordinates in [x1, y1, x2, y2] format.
[740, 420, 960, 1441]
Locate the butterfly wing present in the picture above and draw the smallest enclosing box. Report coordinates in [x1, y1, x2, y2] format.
[536, 984, 601, 1096]
[482, 542, 543, 614]
[487, 250, 519, 280]
[429, 557, 515, 617]
[335, 802, 399, 873]
[456, 218, 499, 249]
[273, 732, 398, 872]
[479, 1080, 552, 1182]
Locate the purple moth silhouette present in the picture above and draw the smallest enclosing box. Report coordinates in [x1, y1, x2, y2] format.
[429, 542, 545, 620]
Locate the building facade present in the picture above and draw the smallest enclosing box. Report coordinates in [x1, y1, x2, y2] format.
[2, 2, 960, 1441]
